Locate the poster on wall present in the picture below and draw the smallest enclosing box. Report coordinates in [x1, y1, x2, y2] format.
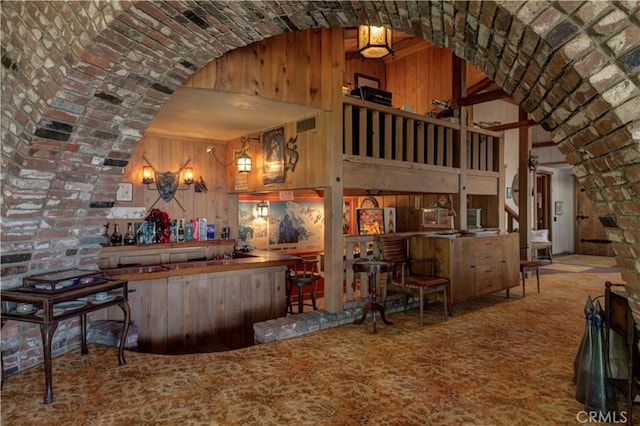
[268, 200, 324, 253]
[357, 208, 385, 235]
[262, 127, 285, 186]
[238, 202, 269, 250]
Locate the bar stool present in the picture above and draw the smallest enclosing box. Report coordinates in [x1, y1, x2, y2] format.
[520, 260, 542, 297]
[285, 258, 321, 315]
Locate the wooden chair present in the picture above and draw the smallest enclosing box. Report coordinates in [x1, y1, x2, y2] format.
[531, 229, 553, 263]
[285, 258, 321, 315]
[380, 235, 449, 326]
[519, 260, 542, 296]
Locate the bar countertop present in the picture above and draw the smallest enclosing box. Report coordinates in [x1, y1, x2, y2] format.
[102, 250, 301, 282]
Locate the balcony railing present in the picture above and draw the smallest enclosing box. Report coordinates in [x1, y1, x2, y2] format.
[343, 97, 502, 172]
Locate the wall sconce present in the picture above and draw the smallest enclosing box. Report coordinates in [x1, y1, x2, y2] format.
[183, 167, 194, 185]
[142, 166, 155, 184]
[141, 156, 195, 212]
[357, 25, 393, 59]
[256, 201, 269, 218]
[237, 136, 261, 174]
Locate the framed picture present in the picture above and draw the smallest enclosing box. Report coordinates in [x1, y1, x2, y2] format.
[357, 208, 384, 235]
[422, 208, 440, 226]
[116, 182, 133, 202]
[355, 73, 380, 89]
[262, 127, 285, 186]
[555, 201, 563, 215]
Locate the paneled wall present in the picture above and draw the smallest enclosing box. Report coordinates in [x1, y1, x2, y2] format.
[111, 134, 231, 237]
[183, 28, 344, 111]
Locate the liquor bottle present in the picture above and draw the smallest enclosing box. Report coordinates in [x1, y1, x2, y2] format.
[110, 224, 123, 246]
[124, 222, 136, 245]
[178, 219, 185, 242]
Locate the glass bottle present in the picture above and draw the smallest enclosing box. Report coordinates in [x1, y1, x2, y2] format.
[110, 224, 123, 246]
[124, 222, 136, 245]
[178, 219, 185, 242]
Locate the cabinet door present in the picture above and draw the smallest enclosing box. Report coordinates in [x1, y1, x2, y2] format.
[450, 238, 476, 303]
[502, 233, 520, 288]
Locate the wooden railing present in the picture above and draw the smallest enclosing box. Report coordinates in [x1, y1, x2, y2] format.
[343, 97, 502, 172]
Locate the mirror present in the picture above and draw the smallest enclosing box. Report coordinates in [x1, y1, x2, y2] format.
[512, 174, 519, 206]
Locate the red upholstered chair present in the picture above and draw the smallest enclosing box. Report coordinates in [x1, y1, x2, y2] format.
[380, 235, 449, 326]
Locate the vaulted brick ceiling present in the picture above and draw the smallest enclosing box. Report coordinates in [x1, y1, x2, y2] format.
[1, 1, 639, 310]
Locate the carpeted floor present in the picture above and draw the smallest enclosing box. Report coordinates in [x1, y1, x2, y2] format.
[1, 268, 637, 425]
[554, 254, 618, 269]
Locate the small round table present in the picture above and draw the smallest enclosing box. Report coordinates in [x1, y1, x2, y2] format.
[353, 259, 393, 333]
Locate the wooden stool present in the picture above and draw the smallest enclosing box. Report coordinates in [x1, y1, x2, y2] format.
[519, 260, 542, 297]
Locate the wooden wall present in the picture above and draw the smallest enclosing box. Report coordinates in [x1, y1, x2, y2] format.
[112, 134, 231, 237]
[183, 28, 344, 111]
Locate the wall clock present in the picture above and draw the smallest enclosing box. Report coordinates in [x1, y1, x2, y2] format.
[360, 196, 379, 208]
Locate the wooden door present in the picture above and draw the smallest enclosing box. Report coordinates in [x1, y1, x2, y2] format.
[575, 179, 614, 256]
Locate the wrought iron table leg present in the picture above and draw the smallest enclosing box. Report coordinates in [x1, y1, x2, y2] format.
[40, 321, 59, 404]
[80, 314, 88, 355]
[117, 301, 131, 365]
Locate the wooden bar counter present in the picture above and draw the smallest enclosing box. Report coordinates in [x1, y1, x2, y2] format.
[96, 243, 300, 354]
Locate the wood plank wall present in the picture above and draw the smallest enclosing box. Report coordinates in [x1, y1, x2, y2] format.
[113, 135, 231, 238]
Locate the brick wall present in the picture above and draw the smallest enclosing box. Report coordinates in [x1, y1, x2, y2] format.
[1, 1, 639, 371]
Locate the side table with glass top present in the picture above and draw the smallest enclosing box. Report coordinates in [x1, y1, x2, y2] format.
[1, 277, 131, 404]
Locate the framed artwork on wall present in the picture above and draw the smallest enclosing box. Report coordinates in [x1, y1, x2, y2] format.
[116, 182, 133, 202]
[555, 201, 563, 215]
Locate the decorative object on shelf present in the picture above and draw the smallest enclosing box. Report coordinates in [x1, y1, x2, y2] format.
[116, 182, 133, 202]
[256, 201, 269, 218]
[360, 196, 379, 208]
[357, 25, 393, 59]
[145, 208, 171, 244]
[194, 176, 208, 193]
[110, 224, 123, 246]
[123, 223, 136, 245]
[355, 73, 380, 89]
[141, 155, 194, 212]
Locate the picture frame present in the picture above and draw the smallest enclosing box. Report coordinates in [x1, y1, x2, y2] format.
[116, 182, 133, 202]
[422, 208, 440, 226]
[355, 73, 380, 89]
[357, 208, 385, 235]
[555, 201, 563, 215]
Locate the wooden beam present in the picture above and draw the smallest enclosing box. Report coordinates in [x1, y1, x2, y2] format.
[466, 77, 495, 95]
[533, 141, 556, 148]
[485, 119, 537, 132]
[458, 88, 510, 106]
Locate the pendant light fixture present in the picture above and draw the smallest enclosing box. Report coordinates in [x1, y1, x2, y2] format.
[256, 201, 269, 218]
[357, 25, 393, 59]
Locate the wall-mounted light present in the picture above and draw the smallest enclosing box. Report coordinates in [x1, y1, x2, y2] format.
[236, 136, 261, 174]
[141, 156, 195, 213]
[142, 166, 155, 184]
[236, 150, 252, 174]
[256, 201, 269, 218]
[357, 25, 393, 59]
[183, 167, 194, 185]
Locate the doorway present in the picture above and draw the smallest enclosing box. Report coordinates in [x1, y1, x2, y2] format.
[575, 179, 614, 256]
[535, 171, 552, 235]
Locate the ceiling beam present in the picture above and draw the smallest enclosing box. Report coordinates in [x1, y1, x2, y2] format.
[458, 88, 510, 106]
[484, 119, 537, 132]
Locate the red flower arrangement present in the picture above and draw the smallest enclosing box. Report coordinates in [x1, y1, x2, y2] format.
[146, 208, 171, 243]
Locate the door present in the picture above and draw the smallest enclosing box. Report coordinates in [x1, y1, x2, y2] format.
[535, 171, 552, 232]
[575, 179, 614, 256]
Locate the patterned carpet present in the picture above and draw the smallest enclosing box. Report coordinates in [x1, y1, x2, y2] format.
[2, 268, 637, 425]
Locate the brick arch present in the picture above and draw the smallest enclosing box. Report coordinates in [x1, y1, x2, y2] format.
[1, 1, 638, 295]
